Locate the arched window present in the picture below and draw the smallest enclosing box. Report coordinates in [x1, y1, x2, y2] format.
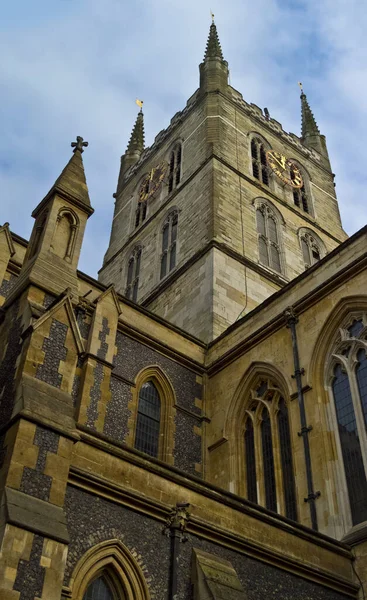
[243, 379, 297, 519]
[300, 232, 321, 268]
[256, 204, 282, 273]
[83, 576, 114, 600]
[125, 246, 142, 302]
[51, 208, 79, 263]
[168, 144, 182, 194]
[291, 170, 309, 213]
[251, 138, 269, 186]
[68, 539, 151, 600]
[135, 199, 147, 229]
[160, 211, 178, 279]
[329, 317, 367, 525]
[134, 381, 161, 458]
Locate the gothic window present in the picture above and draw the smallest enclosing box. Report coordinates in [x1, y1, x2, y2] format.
[135, 381, 161, 458]
[329, 316, 367, 525]
[83, 577, 114, 600]
[135, 198, 147, 228]
[251, 138, 269, 186]
[291, 168, 309, 213]
[256, 204, 282, 273]
[300, 232, 321, 268]
[168, 144, 182, 194]
[243, 379, 297, 520]
[125, 246, 142, 302]
[160, 210, 178, 279]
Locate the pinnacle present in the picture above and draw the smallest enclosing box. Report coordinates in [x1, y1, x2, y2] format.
[204, 21, 224, 61]
[126, 110, 145, 155]
[40, 140, 91, 209]
[301, 91, 320, 138]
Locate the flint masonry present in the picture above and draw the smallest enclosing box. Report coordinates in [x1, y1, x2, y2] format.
[1, 19, 367, 600]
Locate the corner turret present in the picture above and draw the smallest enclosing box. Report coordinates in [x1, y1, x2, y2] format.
[199, 18, 229, 93]
[117, 109, 145, 193]
[9, 137, 93, 299]
[300, 88, 330, 167]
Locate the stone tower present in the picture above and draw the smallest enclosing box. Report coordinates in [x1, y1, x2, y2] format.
[99, 21, 347, 343]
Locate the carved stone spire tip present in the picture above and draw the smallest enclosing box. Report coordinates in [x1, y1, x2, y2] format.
[71, 136, 89, 154]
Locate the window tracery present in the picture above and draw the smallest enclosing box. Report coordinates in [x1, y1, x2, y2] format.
[125, 245, 142, 302]
[251, 137, 269, 186]
[168, 144, 182, 193]
[300, 232, 321, 268]
[160, 210, 178, 279]
[328, 315, 367, 525]
[256, 204, 282, 273]
[243, 379, 297, 520]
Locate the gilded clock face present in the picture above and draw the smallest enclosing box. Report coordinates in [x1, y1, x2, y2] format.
[139, 162, 168, 202]
[266, 151, 303, 189]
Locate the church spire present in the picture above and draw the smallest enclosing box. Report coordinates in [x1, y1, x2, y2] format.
[11, 137, 94, 299]
[126, 109, 145, 155]
[199, 18, 229, 93]
[204, 19, 224, 61]
[300, 90, 320, 138]
[116, 108, 145, 194]
[299, 85, 330, 166]
[43, 136, 91, 209]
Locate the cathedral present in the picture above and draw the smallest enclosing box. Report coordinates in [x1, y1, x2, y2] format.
[1, 19, 367, 600]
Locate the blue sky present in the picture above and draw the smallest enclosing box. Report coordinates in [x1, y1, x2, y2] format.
[1, 0, 366, 277]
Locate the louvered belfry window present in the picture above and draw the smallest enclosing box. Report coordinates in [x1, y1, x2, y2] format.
[135, 381, 161, 458]
[301, 232, 321, 269]
[291, 168, 309, 213]
[256, 204, 281, 273]
[125, 246, 142, 302]
[83, 577, 114, 600]
[160, 211, 178, 279]
[168, 144, 182, 194]
[243, 380, 297, 520]
[330, 317, 367, 525]
[251, 138, 269, 186]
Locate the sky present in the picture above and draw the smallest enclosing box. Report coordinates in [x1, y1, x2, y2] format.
[1, 0, 367, 278]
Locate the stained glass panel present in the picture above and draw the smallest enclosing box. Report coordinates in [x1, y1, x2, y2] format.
[258, 237, 268, 266]
[333, 364, 367, 525]
[356, 349, 367, 430]
[83, 577, 113, 600]
[135, 381, 161, 458]
[348, 319, 364, 338]
[256, 210, 265, 236]
[245, 419, 257, 503]
[270, 244, 281, 273]
[278, 398, 297, 521]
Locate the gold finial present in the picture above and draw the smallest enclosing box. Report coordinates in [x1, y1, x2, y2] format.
[210, 9, 215, 22]
[135, 98, 144, 111]
[298, 82, 304, 93]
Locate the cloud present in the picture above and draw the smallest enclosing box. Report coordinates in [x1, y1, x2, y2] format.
[1, 0, 366, 277]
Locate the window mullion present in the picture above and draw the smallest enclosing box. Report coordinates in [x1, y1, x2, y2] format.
[349, 366, 367, 477]
[270, 405, 285, 516]
[255, 412, 266, 507]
